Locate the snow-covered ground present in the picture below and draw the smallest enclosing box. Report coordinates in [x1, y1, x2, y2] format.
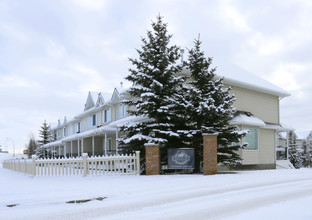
[1, 153, 312, 220]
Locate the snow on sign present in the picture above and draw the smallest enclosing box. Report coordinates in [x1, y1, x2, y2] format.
[168, 148, 194, 169]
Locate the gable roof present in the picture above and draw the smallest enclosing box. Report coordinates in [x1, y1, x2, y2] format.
[181, 58, 291, 98]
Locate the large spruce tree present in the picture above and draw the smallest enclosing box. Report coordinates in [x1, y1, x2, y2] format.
[184, 39, 247, 168]
[119, 15, 184, 161]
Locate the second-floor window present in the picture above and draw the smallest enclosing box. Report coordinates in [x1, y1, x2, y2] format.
[63, 127, 67, 137]
[89, 114, 96, 127]
[103, 108, 111, 123]
[57, 130, 60, 139]
[119, 104, 127, 119]
[69, 125, 73, 135]
[76, 122, 80, 133]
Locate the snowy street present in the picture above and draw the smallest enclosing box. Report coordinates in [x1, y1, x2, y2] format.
[1, 154, 312, 220]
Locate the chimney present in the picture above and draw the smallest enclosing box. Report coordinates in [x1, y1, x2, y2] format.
[120, 82, 123, 88]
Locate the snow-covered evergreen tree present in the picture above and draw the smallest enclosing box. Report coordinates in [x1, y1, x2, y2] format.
[288, 131, 301, 168]
[38, 120, 51, 145]
[184, 39, 247, 168]
[37, 120, 52, 158]
[119, 15, 184, 161]
[27, 135, 38, 158]
[300, 139, 311, 167]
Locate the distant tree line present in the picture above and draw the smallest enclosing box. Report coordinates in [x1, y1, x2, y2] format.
[287, 130, 312, 168]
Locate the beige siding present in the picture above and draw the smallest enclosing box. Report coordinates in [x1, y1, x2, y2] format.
[229, 85, 279, 124]
[241, 128, 275, 165]
[259, 129, 275, 164]
[242, 150, 259, 164]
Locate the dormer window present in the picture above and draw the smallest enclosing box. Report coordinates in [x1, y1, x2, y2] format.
[89, 114, 96, 127]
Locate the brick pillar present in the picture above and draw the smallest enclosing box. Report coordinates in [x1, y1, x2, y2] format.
[203, 133, 218, 175]
[145, 143, 160, 175]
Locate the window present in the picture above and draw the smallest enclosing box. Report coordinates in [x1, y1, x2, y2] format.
[76, 122, 80, 133]
[103, 108, 111, 123]
[119, 104, 127, 118]
[57, 130, 60, 139]
[69, 125, 73, 135]
[89, 114, 96, 127]
[63, 127, 67, 137]
[244, 128, 259, 150]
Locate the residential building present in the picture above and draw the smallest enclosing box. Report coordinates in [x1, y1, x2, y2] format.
[41, 60, 290, 169]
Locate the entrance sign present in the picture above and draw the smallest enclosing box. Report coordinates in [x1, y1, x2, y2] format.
[168, 148, 194, 169]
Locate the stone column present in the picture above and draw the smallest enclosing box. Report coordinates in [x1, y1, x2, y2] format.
[145, 143, 160, 175]
[203, 133, 218, 175]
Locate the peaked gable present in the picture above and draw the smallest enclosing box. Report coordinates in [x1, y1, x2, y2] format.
[84, 91, 99, 111]
[111, 88, 120, 103]
[95, 93, 105, 107]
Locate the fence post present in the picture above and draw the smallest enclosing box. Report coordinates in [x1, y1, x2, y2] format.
[82, 153, 88, 177]
[32, 155, 37, 177]
[24, 158, 27, 174]
[135, 151, 140, 175]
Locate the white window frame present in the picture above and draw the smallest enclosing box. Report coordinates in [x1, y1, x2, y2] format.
[89, 114, 96, 127]
[63, 127, 67, 137]
[103, 108, 111, 123]
[76, 122, 81, 133]
[69, 125, 73, 135]
[244, 128, 259, 151]
[119, 104, 127, 118]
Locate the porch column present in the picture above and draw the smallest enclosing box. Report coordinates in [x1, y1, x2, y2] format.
[64, 144, 67, 158]
[58, 145, 61, 158]
[78, 139, 80, 157]
[92, 136, 95, 157]
[104, 133, 107, 156]
[70, 141, 73, 157]
[116, 128, 119, 154]
[81, 138, 84, 155]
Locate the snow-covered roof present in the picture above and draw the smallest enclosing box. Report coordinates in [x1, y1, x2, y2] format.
[101, 92, 113, 103]
[230, 112, 266, 127]
[89, 92, 99, 104]
[181, 58, 291, 98]
[263, 123, 293, 132]
[108, 115, 150, 128]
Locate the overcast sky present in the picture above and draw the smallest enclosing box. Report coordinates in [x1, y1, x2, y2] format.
[1, 0, 312, 153]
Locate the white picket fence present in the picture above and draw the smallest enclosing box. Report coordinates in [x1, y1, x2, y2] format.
[3, 151, 140, 176]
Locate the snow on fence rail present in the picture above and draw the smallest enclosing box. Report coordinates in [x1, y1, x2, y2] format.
[2, 152, 140, 177]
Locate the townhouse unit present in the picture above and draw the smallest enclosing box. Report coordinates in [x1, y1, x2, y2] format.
[42, 60, 291, 170]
